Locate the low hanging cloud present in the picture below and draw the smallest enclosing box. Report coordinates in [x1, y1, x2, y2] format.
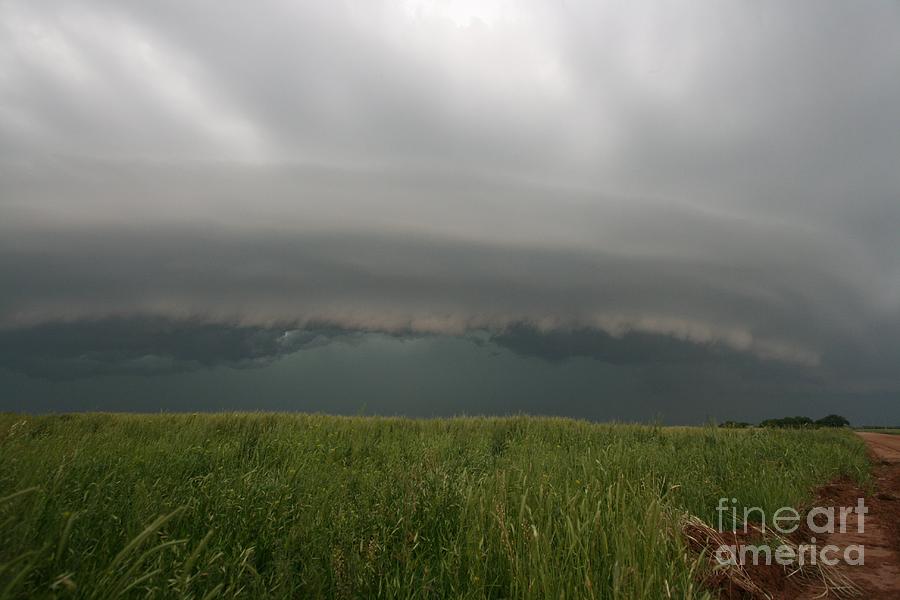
[0, 317, 352, 380]
[1, 1, 899, 413]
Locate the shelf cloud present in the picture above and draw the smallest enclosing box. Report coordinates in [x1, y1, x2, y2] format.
[2, 1, 899, 420]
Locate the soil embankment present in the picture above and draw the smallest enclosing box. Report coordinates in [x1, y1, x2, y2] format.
[795, 432, 900, 599]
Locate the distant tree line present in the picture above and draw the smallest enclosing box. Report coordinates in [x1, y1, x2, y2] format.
[720, 414, 850, 429]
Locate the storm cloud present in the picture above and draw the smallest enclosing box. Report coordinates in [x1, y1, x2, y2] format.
[0, 317, 352, 380]
[1, 1, 899, 420]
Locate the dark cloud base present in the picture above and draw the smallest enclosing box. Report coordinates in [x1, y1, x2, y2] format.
[0, 317, 350, 380]
[0, 316, 804, 380]
[1, 316, 894, 425]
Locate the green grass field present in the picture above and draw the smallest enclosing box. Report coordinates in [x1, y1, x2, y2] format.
[0, 414, 869, 599]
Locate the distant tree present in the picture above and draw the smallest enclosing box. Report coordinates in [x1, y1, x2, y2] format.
[720, 421, 751, 429]
[815, 414, 850, 428]
[759, 416, 814, 429]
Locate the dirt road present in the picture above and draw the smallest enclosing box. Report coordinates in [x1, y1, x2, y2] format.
[858, 432, 900, 464]
[797, 432, 900, 599]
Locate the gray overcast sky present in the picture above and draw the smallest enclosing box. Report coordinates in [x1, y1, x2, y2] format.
[1, 1, 899, 422]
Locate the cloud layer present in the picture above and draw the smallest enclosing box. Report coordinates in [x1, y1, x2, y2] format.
[2, 1, 899, 417]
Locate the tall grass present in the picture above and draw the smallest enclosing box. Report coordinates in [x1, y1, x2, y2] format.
[0, 414, 868, 598]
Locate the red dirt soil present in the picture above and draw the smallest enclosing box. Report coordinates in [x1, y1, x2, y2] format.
[783, 433, 900, 599]
[710, 432, 900, 599]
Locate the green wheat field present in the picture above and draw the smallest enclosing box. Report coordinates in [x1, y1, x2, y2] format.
[0, 414, 869, 599]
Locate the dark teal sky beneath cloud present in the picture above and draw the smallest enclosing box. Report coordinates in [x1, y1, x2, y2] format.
[0, 326, 894, 424]
[0, 333, 793, 422]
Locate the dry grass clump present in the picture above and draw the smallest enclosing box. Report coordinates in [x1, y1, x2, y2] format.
[680, 514, 861, 599]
